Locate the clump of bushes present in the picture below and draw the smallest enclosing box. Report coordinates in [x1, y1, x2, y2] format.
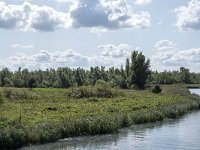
[3, 88, 12, 98]
[95, 80, 115, 98]
[2, 88, 39, 100]
[68, 82, 124, 99]
[68, 86, 94, 99]
[152, 85, 162, 94]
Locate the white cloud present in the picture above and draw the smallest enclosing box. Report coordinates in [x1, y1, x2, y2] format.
[90, 27, 108, 35]
[98, 43, 131, 57]
[30, 50, 51, 62]
[134, 0, 152, 5]
[175, 0, 200, 31]
[11, 43, 34, 49]
[154, 40, 176, 51]
[152, 40, 200, 71]
[1, 43, 133, 70]
[0, 0, 150, 32]
[0, 1, 71, 32]
[70, 0, 151, 30]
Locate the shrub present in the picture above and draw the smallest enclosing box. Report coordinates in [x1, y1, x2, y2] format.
[11, 90, 28, 99]
[152, 85, 162, 94]
[28, 78, 37, 88]
[3, 88, 12, 98]
[96, 84, 113, 98]
[95, 80, 117, 98]
[67, 85, 123, 99]
[0, 89, 4, 104]
[68, 86, 94, 99]
[3, 88, 39, 100]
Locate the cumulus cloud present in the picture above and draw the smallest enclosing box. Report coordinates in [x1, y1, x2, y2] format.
[69, 0, 151, 30]
[0, 1, 71, 31]
[1, 43, 133, 70]
[0, 0, 150, 32]
[98, 43, 131, 57]
[154, 40, 176, 51]
[175, 0, 200, 31]
[11, 43, 34, 49]
[3, 50, 90, 70]
[134, 0, 152, 5]
[152, 40, 200, 71]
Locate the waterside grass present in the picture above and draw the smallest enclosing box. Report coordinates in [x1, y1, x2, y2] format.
[0, 85, 200, 149]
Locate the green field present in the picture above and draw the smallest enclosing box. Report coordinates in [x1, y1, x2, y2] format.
[0, 85, 200, 149]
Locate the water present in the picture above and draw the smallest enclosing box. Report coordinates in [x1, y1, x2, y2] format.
[20, 89, 200, 150]
[189, 88, 200, 95]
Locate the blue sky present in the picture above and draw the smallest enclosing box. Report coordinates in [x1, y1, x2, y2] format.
[0, 0, 200, 72]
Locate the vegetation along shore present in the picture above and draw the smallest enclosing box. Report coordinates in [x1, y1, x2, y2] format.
[0, 51, 200, 149]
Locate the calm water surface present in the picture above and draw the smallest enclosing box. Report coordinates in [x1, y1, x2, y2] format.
[189, 88, 200, 95]
[20, 89, 200, 150]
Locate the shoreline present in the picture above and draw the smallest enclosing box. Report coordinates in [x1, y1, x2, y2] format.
[19, 104, 200, 150]
[21, 110, 200, 150]
[1, 86, 200, 150]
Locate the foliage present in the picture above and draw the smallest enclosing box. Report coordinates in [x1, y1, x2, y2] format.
[28, 77, 37, 88]
[151, 67, 199, 85]
[0, 51, 152, 90]
[68, 86, 94, 99]
[179, 67, 192, 84]
[3, 88, 12, 98]
[1, 52, 199, 89]
[128, 51, 150, 89]
[0, 86, 199, 149]
[2, 88, 39, 100]
[152, 85, 162, 94]
[0, 89, 4, 104]
[67, 84, 122, 99]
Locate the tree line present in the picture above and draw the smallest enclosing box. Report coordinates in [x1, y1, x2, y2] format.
[0, 51, 199, 89]
[151, 67, 200, 85]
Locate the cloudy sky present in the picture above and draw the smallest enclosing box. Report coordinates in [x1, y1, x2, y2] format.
[0, 0, 200, 72]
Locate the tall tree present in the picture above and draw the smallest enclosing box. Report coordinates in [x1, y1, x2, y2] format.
[129, 51, 150, 89]
[180, 67, 191, 84]
[125, 58, 130, 77]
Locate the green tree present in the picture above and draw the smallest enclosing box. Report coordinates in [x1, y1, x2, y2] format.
[179, 67, 191, 84]
[125, 58, 130, 77]
[129, 51, 150, 89]
[75, 68, 84, 86]
[28, 77, 37, 88]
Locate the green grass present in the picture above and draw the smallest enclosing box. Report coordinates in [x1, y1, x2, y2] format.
[0, 85, 200, 149]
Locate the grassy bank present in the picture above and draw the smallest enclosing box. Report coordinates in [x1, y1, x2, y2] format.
[0, 85, 200, 149]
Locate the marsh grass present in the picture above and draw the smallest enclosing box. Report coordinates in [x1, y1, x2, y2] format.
[0, 85, 200, 149]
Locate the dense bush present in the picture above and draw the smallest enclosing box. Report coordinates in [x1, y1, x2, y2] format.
[2, 88, 39, 100]
[96, 80, 115, 98]
[67, 84, 123, 99]
[68, 86, 94, 99]
[152, 85, 162, 94]
[28, 77, 37, 88]
[3, 88, 12, 98]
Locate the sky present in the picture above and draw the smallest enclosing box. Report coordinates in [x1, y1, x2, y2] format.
[0, 0, 200, 72]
